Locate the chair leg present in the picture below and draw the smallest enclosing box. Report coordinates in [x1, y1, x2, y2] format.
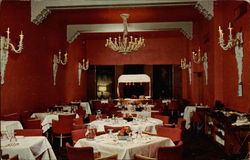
[60, 134, 62, 147]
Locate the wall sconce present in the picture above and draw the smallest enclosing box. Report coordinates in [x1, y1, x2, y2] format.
[192, 47, 207, 64]
[218, 22, 239, 51]
[0, 27, 24, 85]
[78, 59, 89, 86]
[53, 50, 67, 86]
[98, 85, 107, 99]
[180, 58, 192, 85]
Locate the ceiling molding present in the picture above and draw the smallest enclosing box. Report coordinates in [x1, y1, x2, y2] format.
[67, 21, 193, 43]
[31, 0, 198, 25]
[194, 0, 214, 20]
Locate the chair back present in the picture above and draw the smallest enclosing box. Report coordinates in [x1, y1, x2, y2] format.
[157, 140, 183, 160]
[89, 114, 107, 122]
[134, 154, 155, 160]
[73, 118, 84, 125]
[72, 123, 87, 130]
[72, 129, 87, 144]
[2, 113, 20, 121]
[8, 155, 19, 160]
[176, 118, 186, 130]
[15, 129, 43, 136]
[153, 115, 170, 124]
[23, 119, 41, 129]
[52, 119, 73, 134]
[104, 125, 124, 133]
[66, 142, 94, 160]
[168, 101, 179, 110]
[155, 125, 182, 142]
[96, 154, 118, 160]
[76, 109, 86, 118]
[59, 114, 76, 121]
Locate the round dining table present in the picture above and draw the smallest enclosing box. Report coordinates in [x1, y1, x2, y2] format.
[89, 117, 163, 134]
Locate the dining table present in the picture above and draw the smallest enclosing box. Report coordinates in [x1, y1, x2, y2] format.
[89, 117, 163, 134]
[31, 111, 78, 133]
[75, 133, 175, 160]
[1, 120, 23, 137]
[1, 136, 57, 160]
[183, 105, 209, 129]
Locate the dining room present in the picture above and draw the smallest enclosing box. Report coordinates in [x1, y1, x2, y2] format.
[0, 0, 250, 160]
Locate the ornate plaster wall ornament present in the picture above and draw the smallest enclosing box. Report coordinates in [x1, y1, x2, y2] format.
[78, 59, 89, 86]
[0, 28, 24, 85]
[234, 32, 244, 96]
[181, 58, 192, 85]
[203, 52, 208, 85]
[53, 51, 67, 86]
[195, 0, 213, 20]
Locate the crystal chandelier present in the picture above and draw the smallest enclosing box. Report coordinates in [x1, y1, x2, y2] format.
[105, 13, 145, 54]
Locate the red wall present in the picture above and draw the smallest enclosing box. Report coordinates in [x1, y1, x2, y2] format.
[186, 1, 250, 112]
[0, 1, 85, 115]
[1, 1, 249, 116]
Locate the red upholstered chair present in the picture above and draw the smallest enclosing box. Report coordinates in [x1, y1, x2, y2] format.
[59, 114, 76, 121]
[23, 119, 41, 129]
[157, 140, 183, 160]
[76, 109, 86, 119]
[72, 123, 87, 130]
[66, 142, 95, 160]
[134, 154, 155, 160]
[176, 118, 186, 130]
[168, 100, 180, 117]
[152, 115, 170, 124]
[2, 113, 20, 121]
[104, 125, 124, 133]
[72, 129, 88, 144]
[8, 155, 19, 160]
[95, 154, 118, 160]
[73, 118, 84, 125]
[155, 125, 182, 143]
[89, 114, 107, 122]
[52, 116, 74, 147]
[14, 129, 43, 136]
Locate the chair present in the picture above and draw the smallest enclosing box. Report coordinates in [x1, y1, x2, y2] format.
[23, 118, 41, 129]
[8, 155, 19, 160]
[89, 114, 107, 122]
[76, 108, 86, 119]
[73, 117, 84, 125]
[104, 125, 124, 133]
[96, 154, 118, 160]
[59, 114, 76, 121]
[134, 154, 155, 160]
[2, 113, 20, 121]
[168, 100, 180, 117]
[155, 125, 182, 143]
[66, 142, 95, 160]
[153, 115, 170, 124]
[52, 117, 74, 147]
[176, 118, 186, 130]
[72, 123, 87, 130]
[157, 140, 183, 160]
[14, 129, 43, 136]
[71, 129, 88, 144]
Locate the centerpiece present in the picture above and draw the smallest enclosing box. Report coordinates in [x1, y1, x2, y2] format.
[123, 113, 134, 122]
[117, 126, 132, 140]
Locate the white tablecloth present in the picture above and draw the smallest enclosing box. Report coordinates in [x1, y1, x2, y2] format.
[120, 110, 159, 117]
[89, 118, 162, 134]
[31, 112, 78, 133]
[75, 134, 174, 160]
[80, 102, 92, 117]
[1, 136, 57, 160]
[183, 106, 209, 129]
[1, 121, 23, 137]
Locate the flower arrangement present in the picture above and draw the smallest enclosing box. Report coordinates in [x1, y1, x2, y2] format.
[117, 126, 132, 136]
[123, 114, 134, 122]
